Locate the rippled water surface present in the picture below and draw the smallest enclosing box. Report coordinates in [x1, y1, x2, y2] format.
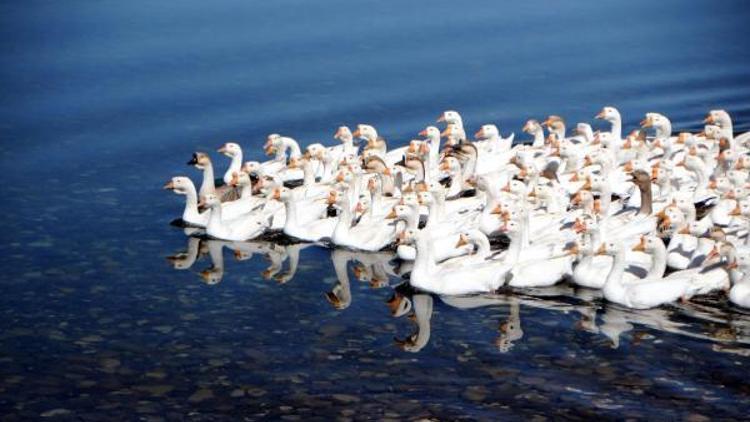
[2, 0, 750, 419]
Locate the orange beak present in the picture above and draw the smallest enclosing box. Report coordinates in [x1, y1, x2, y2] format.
[418, 129, 428, 137]
[163, 180, 175, 190]
[272, 188, 281, 201]
[455, 234, 469, 248]
[704, 114, 714, 124]
[729, 204, 741, 216]
[573, 219, 586, 233]
[631, 236, 647, 252]
[352, 128, 362, 138]
[474, 128, 484, 139]
[640, 117, 652, 128]
[385, 208, 397, 219]
[217, 144, 228, 154]
[436, 114, 446, 123]
[440, 126, 453, 138]
[596, 244, 607, 255]
[595, 109, 606, 119]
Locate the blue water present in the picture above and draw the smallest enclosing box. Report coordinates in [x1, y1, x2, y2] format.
[2, 0, 750, 419]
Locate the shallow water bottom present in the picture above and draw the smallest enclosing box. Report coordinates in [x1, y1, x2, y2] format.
[2, 224, 749, 420]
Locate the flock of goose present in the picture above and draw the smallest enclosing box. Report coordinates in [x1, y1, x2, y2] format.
[164, 107, 750, 310]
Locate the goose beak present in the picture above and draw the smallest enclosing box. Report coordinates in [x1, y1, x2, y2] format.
[581, 178, 592, 191]
[678, 225, 690, 234]
[658, 216, 672, 231]
[490, 205, 503, 214]
[352, 128, 362, 138]
[455, 234, 469, 248]
[572, 219, 586, 233]
[326, 192, 338, 205]
[474, 128, 484, 139]
[707, 247, 719, 261]
[355, 202, 365, 213]
[595, 110, 606, 119]
[440, 126, 452, 138]
[264, 145, 276, 156]
[631, 236, 647, 252]
[640, 117, 652, 128]
[163, 180, 175, 190]
[217, 145, 227, 154]
[418, 129, 428, 137]
[729, 204, 742, 216]
[596, 244, 607, 255]
[385, 208, 398, 219]
[272, 189, 281, 201]
[436, 114, 446, 123]
[386, 294, 403, 315]
[187, 154, 199, 166]
[704, 114, 714, 124]
[325, 291, 343, 309]
[726, 260, 739, 270]
[565, 244, 580, 256]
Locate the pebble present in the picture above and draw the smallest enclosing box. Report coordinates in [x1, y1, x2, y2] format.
[40, 408, 71, 417]
[332, 394, 360, 403]
[188, 389, 214, 403]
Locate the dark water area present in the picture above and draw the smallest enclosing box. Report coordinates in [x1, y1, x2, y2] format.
[1, 0, 750, 419]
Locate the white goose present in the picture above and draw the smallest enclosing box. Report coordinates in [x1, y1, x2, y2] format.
[164, 176, 209, 227]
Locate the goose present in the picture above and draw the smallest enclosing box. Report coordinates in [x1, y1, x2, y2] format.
[474, 124, 515, 154]
[728, 251, 750, 308]
[595, 106, 623, 142]
[324, 249, 354, 310]
[275, 187, 339, 242]
[198, 193, 268, 241]
[188, 152, 239, 201]
[663, 240, 735, 299]
[353, 124, 407, 167]
[217, 142, 243, 185]
[597, 239, 691, 309]
[522, 119, 546, 148]
[166, 235, 203, 270]
[164, 176, 209, 227]
[331, 191, 399, 252]
[399, 225, 517, 295]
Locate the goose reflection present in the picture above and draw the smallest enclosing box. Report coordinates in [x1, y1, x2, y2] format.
[166, 234, 203, 270]
[388, 286, 433, 353]
[164, 230, 750, 353]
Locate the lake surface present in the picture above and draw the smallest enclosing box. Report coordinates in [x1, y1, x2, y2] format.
[1, 0, 750, 419]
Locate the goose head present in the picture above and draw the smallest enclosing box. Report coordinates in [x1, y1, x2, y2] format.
[475, 124, 499, 140]
[334, 126, 353, 143]
[631, 235, 662, 253]
[595, 106, 621, 123]
[641, 113, 671, 138]
[702, 124, 723, 140]
[704, 109, 731, 129]
[305, 143, 327, 161]
[419, 126, 441, 144]
[241, 161, 261, 175]
[437, 110, 463, 126]
[264, 134, 282, 155]
[353, 124, 378, 143]
[572, 123, 594, 142]
[199, 267, 224, 285]
[441, 122, 465, 143]
[396, 228, 418, 246]
[543, 115, 565, 138]
[217, 142, 241, 158]
[197, 193, 220, 213]
[386, 292, 413, 317]
[187, 152, 211, 169]
[229, 171, 251, 188]
[522, 119, 543, 136]
[439, 156, 462, 175]
[164, 176, 194, 195]
[595, 241, 621, 257]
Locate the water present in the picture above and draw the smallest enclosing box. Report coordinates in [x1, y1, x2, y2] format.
[1, 0, 750, 419]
